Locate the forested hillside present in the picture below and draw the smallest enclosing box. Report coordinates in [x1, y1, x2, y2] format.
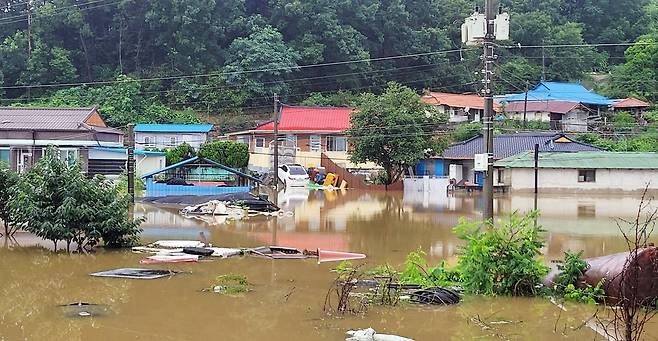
[0, 0, 656, 130]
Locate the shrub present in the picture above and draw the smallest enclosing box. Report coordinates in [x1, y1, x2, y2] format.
[452, 122, 482, 142]
[0, 162, 19, 236]
[198, 140, 249, 168]
[553, 250, 605, 304]
[399, 248, 461, 288]
[165, 142, 196, 165]
[454, 211, 549, 296]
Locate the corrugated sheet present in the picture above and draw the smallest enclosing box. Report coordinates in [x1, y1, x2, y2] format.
[255, 105, 354, 132]
[0, 107, 101, 131]
[134, 124, 214, 133]
[495, 151, 658, 169]
[612, 98, 650, 109]
[504, 81, 613, 106]
[442, 133, 601, 160]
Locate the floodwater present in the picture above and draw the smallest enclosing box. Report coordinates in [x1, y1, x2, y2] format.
[2, 189, 658, 340]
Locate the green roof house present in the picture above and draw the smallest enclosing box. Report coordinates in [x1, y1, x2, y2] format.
[494, 151, 658, 193]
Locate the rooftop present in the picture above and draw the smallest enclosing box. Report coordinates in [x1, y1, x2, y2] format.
[495, 151, 658, 169]
[92, 147, 166, 156]
[421, 92, 502, 111]
[504, 101, 584, 114]
[255, 105, 354, 132]
[612, 98, 650, 109]
[442, 132, 601, 160]
[0, 106, 120, 133]
[134, 124, 214, 133]
[503, 81, 614, 106]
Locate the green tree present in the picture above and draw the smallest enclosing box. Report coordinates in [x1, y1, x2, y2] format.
[165, 142, 196, 165]
[224, 25, 299, 97]
[0, 162, 19, 236]
[198, 140, 249, 168]
[452, 122, 482, 142]
[348, 82, 447, 185]
[9, 147, 142, 252]
[606, 35, 658, 102]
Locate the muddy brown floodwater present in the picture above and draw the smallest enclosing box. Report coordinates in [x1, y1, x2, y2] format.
[2, 189, 658, 340]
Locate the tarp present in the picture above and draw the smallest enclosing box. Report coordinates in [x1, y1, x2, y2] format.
[503, 81, 614, 106]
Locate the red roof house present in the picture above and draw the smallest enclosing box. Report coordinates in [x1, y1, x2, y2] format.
[254, 105, 354, 132]
[612, 98, 650, 113]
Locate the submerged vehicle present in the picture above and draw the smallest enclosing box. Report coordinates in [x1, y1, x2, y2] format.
[278, 164, 310, 187]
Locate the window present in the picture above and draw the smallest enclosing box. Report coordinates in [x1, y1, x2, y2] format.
[310, 135, 321, 152]
[144, 136, 155, 147]
[327, 136, 347, 152]
[496, 169, 504, 184]
[255, 137, 265, 148]
[578, 169, 596, 183]
[236, 136, 250, 145]
[0, 148, 9, 163]
[59, 149, 78, 167]
[288, 165, 307, 175]
[169, 137, 178, 147]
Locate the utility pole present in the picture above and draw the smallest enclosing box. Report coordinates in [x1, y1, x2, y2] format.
[481, 0, 496, 222]
[523, 81, 529, 129]
[541, 40, 546, 81]
[272, 94, 280, 194]
[127, 123, 135, 203]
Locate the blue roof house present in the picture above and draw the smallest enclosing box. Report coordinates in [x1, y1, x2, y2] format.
[134, 124, 214, 150]
[503, 81, 614, 107]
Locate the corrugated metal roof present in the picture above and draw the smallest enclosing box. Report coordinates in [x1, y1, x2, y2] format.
[442, 133, 601, 160]
[495, 151, 658, 169]
[0, 106, 110, 131]
[255, 105, 354, 132]
[504, 81, 613, 106]
[134, 124, 214, 133]
[504, 101, 582, 114]
[612, 98, 650, 109]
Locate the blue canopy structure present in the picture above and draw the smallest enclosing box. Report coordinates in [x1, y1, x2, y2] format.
[503, 81, 613, 106]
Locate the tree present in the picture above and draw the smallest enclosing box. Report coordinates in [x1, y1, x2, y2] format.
[224, 25, 299, 97]
[165, 142, 196, 165]
[9, 147, 142, 252]
[198, 140, 249, 168]
[606, 35, 658, 102]
[348, 82, 447, 185]
[0, 162, 19, 237]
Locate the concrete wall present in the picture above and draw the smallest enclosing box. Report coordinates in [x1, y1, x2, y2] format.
[135, 132, 208, 150]
[506, 168, 658, 193]
[136, 155, 165, 176]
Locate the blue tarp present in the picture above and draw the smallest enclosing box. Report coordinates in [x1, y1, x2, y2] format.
[503, 81, 613, 106]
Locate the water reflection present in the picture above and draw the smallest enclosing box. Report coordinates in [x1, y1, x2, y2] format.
[1, 189, 654, 340]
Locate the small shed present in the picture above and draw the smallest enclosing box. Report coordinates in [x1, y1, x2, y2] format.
[141, 156, 261, 197]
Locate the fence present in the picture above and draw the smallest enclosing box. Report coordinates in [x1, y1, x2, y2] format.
[320, 153, 404, 191]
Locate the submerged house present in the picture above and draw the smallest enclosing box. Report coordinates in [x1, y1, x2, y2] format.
[422, 133, 601, 187]
[503, 101, 589, 132]
[134, 124, 214, 150]
[495, 152, 658, 193]
[0, 106, 123, 173]
[141, 156, 261, 197]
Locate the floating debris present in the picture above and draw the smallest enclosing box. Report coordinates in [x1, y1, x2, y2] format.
[90, 268, 180, 280]
[408, 287, 461, 305]
[153, 240, 205, 248]
[249, 246, 366, 263]
[346, 328, 414, 341]
[139, 254, 199, 264]
[59, 302, 109, 318]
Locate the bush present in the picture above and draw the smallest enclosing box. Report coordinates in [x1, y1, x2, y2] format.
[0, 162, 19, 236]
[9, 147, 142, 251]
[399, 248, 461, 288]
[613, 111, 636, 132]
[553, 250, 605, 304]
[165, 143, 196, 165]
[452, 122, 482, 142]
[454, 211, 549, 296]
[198, 140, 249, 168]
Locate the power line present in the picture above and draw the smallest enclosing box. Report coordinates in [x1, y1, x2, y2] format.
[0, 47, 472, 90]
[0, 0, 123, 25]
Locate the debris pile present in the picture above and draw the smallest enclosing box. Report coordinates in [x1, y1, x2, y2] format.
[346, 328, 414, 341]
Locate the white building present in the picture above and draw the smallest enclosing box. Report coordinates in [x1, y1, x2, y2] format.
[495, 151, 658, 194]
[134, 124, 213, 150]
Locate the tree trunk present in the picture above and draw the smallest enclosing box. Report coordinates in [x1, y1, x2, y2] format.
[3, 220, 7, 237]
[53, 240, 57, 252]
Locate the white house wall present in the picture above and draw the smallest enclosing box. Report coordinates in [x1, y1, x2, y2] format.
[507, 168, 658, 193]
[135, 132, 208, 150]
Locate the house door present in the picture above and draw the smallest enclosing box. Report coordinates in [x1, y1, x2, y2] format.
[17, 149, 32, 173]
